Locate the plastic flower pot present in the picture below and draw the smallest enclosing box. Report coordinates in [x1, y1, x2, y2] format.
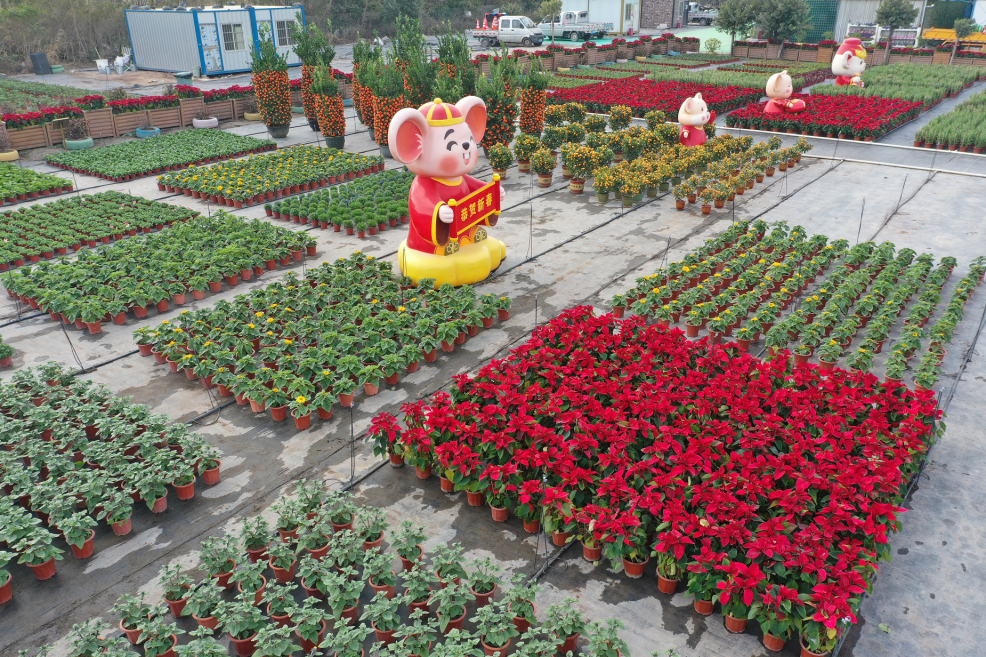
[556, 633, 579, 654]
[763, 633, 785, 652]
[582, 541, 602, 561]
[28, 558, 57, 580]
[423, 349, 437, 362]
[175, 481, 195, 500]
[657, 574, 678, 594]
[440, 476, 455, 492]
[800, 639, 827, 657]
[523, 518, 540, 534]
[279, 528, 299, 543]
[296, 618, 327, 653]
[85, 321, 102, 335]
[194, 614, 220, 630]
[71, 529, 96, 559]
[202, 462, 221, 485]
[229, 632, 258, 657]
[364, 382, 380, 395]
[466, 491, 484, 506]
[270, 557, 296, 584]
[373, 621, 397, 645]
[120, 619, 143, 644]
[112, 517, 133, 536]
[622, 557, 648, 578]
[398, 545, 423, 572]
[694, 598, 714, 615]
[389, 453, 404, 467]
[490, 505, 508, 523]
[415, 464, 432, 479]
[725, 614, 747, 633]
[339, 393, 354, 407]
[0, 573, 11, 604]
[293, 411, 312, 430]
[237, 577, 267, 606]
[340, 605, 358, 625]
[317, 407, 333, 420]
[552, 530, 570, 546]
[150, 494, 168, 513]
[165, 590, 190, 616]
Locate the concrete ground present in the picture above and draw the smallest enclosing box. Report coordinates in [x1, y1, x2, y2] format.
[2, 85, 986, 657]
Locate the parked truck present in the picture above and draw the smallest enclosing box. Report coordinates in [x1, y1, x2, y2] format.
[539, 11, 611, 41]
[472, 15, 545, 47]
[686, 2, 718, 25]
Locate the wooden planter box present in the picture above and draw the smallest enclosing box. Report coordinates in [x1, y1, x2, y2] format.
[113, 111, 149, 135]
[954, 57, 974, 66]
[180, 97, 205, 126]
[602, 50, 617, 62]
[514, 55, 530, 73]
[932, 52, 951, 65]
[205, 100, 234, 121]
[911, 55, 932, 65]
[9, 124, 49, 150]
[766, 43, 782, 58]
[147, 107, 182, 129]
[889, 54, 911, 64]
[798, 49, 817, 62]
[340, 82, 353, 99]
[781, 48, 799, 60]
[585, 49, 601, 65]
[232, 96, 256, 119]
[558, 53, 577, 68]
[638, 42, 652, 56]
[816, 47, 833, 63]
[748, 46, 767, 59]
[732, 45, 749, 57]
[290, 89, 303, 107]
[83, 108, 115, 139]
[539, 55, 555, 70]
[45, 122, 65, 146]
[973, 58, 986, 67]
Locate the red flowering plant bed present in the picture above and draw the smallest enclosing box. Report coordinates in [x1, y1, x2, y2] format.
[2, 106, 82, 129]
[370, 306, 941, 654]
[545, 78, 761, 116]
[726, 93, 923, 140]
[107, 95, 180, 114]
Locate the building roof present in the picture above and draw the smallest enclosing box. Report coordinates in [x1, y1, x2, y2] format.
[922, 28, 986, 42]
[127, 4, 301, 12]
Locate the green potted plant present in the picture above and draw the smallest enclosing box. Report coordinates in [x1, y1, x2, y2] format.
[112, 592, 153, 644]
[392, 520, 425, 571]
[174, 626, 229, 657]
[61, 511, 99, 560]
[158, 563, 194, 617]
[584, 618, 630, 657]
[293, 597, 329, 653]
[198, 535, 238, 589]
[218, 599, 268, 656]
[468, 557, 502, 607]
[319, 622, 374, 657]
[530, 149, 555, 187]
[13, 531, 64, 581]
[252, 624, 298, 657]
[542, 598, 586, 654]
[486, 143, 513, 178]
[66, 618, 112, 657]
[361, 591, 403, 644]
[432, 580, 471, 634]
[231, 560, 268, 607]
[138, 616, 184, 657]
[474, 600, 520, 656]
[181, 580, 224, 630]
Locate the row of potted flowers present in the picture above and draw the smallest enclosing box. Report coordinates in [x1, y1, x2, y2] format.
[265, 168, 413, 238]
[156, 145, 385, 206]
[3, 212, 314, 334]
[0, 161, 72, 208]
[0, 362, 224, 605]
[546, 77, 762, 117]
[133, 253, 512, 430]
[50, 482, 625, 657]
[368, 305, 942, 656]
[45, 128, 276, 180]
[725, 94, 923, 140]
[0, 191, 198, 269]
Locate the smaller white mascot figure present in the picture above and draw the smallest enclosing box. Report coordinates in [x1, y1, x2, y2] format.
[832, 38, 866, 88]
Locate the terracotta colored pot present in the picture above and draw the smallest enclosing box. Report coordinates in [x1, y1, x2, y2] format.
[270, 405, 289, 421]
[194, 614, 220, 630]
[175, 481, 195, 500]
[363, 531, 385, 551]
[296, 618, 327, 653]
[0, 573, 11, 604]
[399, 545, 423, 572]
[28, 557, 57, 580]
[389, 452, 404, 467]
[523, 518, 540, 533]
[270, 557, 296, 584]
[301, 577, 326, 600]
[557, 633, 580, 654]
[622, 557, 648, 578]
[369, 574, 397, 599]
[203, 463, 221, 485]
[482, 637, 511, 656]
[120, 619, 143, 644]
[150, 495, 168, 513]
[763, 632, 785, 652]
[511, 601, 536, 634]
[552, 530, 570, 547]
[490, 504, 508, 522]
[440, 608, 467, 634]
[694, 597, 714, 615]
[800, 639, 828, 657]
[472, 582, 498, 607]
[229, 631, 258, 657]
[725, 614, 748, 633]
[373, 621, 397, 645]
[440, 476, 455, 492]
[657, 574, 678, 594]
[415, 464, 432, 479]
[237, 577, 266, 606]
[582, 542, 602, 561]
[165, 590, 190, 616]
[466, 490, 484, 506]
[70, 529, 96, 559]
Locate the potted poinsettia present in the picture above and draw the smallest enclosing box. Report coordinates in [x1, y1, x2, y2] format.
[753, 583, 806, 652]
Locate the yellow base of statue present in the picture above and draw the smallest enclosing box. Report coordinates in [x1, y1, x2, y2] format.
[398, 237, 506, 287]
